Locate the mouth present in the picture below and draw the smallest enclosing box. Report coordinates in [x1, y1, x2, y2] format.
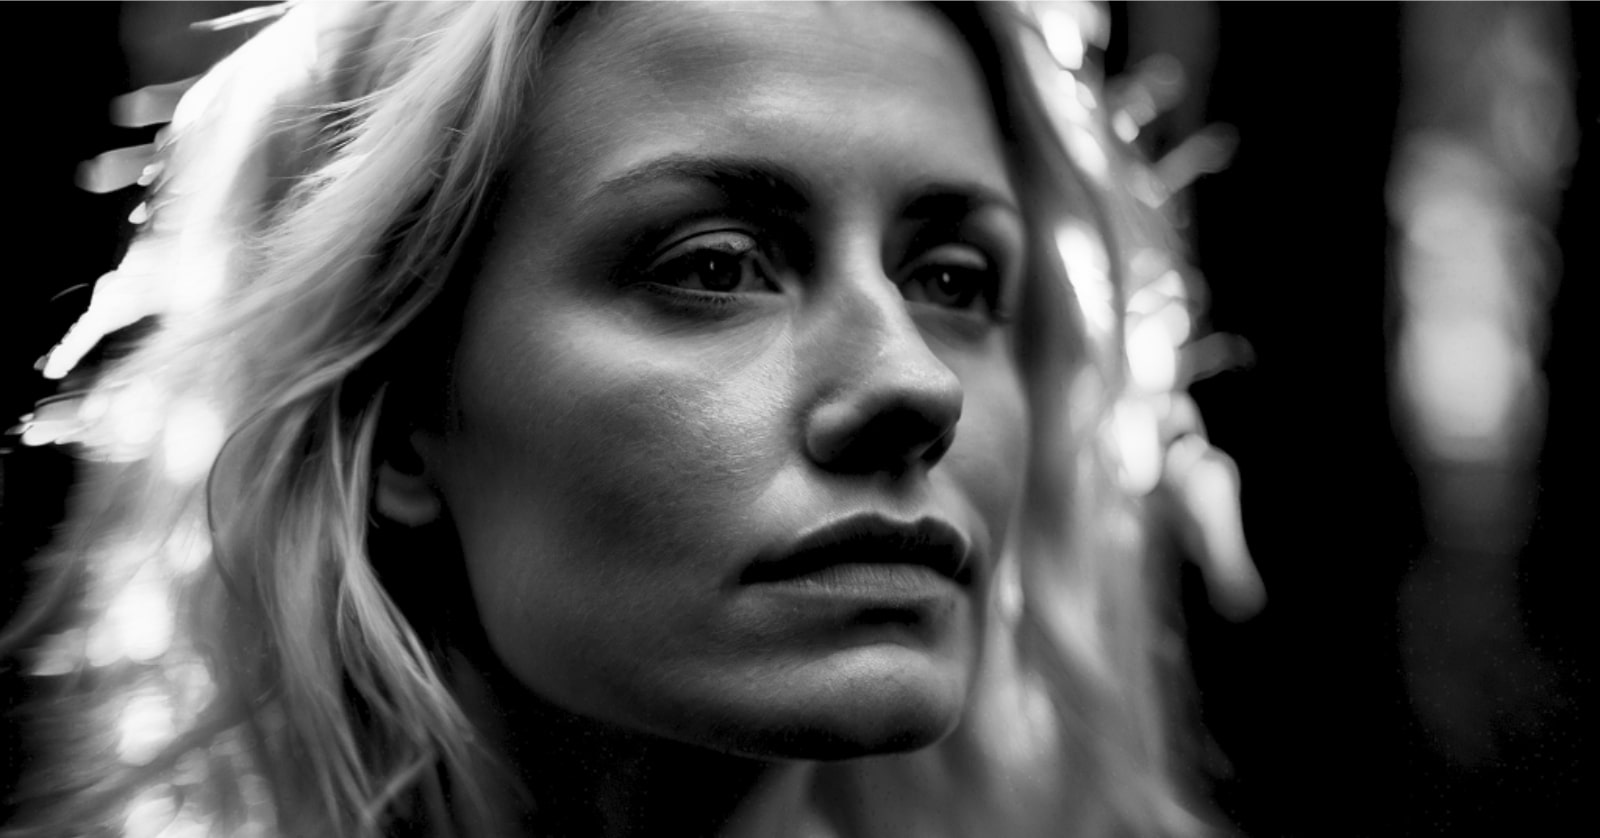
[742, 515, 974, 588]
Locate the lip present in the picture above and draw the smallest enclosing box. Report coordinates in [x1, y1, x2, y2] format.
[742, 515, 974, 589]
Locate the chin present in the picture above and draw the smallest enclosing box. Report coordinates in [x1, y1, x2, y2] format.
[715, 643, 973, 761]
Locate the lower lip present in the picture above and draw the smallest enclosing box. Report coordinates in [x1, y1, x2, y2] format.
[750, 563, 958, 602]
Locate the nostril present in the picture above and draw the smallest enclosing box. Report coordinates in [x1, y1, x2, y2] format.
[801, 277, 965, 477]
[921, 422, 957, 465]
[804, 389, 963, 476]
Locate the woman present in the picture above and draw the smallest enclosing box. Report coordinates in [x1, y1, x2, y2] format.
[4, 2, 1258, 836]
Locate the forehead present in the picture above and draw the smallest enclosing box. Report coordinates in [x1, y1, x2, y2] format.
[518, 1, 1011, 210]
[545, 1, 979, 94]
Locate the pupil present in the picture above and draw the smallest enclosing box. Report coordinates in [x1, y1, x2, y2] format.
[935, 269, 973, 303]
[699, 253, 741, 291]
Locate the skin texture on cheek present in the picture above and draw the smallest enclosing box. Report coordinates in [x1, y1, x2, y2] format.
[434, 295, 786, 698]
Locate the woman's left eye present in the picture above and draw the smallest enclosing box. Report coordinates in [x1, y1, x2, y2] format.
[641, 230, 775, 294]
[900, 244, 997, 311]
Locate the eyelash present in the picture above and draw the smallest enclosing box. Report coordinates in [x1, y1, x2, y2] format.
[640, 229, 777, 301]
[897, 243, 1003, 316]
[633, 226, 1008, 319]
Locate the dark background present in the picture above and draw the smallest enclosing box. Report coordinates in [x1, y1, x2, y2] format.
[2, 3, 1588, 835]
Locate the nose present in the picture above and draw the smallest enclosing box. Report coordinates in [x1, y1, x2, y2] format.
[802, 276, 964, 477]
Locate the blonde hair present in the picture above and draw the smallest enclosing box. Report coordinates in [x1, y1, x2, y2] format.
[4, 3, 1218, 836]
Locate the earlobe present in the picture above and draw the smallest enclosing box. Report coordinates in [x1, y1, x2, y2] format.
[374, 435, 443, 526]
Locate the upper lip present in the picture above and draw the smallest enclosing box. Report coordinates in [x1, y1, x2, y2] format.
[742, 515, 974, 587]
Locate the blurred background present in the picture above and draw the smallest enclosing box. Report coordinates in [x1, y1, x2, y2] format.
[1, 2, 1588, 835]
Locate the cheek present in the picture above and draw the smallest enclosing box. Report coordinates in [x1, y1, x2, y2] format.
[454, 308, 774, 527]
[944, 349, 1032, 545]
[431, 305, 790, 698]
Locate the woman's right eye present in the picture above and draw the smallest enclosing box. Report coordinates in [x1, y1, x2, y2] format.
[642, 231, 776, 294]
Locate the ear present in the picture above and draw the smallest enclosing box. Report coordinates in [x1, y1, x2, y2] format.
[374, 432, 443, 526]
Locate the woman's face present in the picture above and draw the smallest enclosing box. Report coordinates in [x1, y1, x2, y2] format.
[424, 1, 1030, 759]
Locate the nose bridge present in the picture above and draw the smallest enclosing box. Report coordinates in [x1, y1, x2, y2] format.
[816, 238, 950, 391]
[801, 239, 964, 475]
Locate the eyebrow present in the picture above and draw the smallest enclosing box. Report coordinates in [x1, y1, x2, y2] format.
[901, 185, 1022, 225]
[586, 154, 1022, 224]
[586, 154, 815, 216]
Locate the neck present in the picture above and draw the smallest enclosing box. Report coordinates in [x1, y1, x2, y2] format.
[448, 651, 826, 838]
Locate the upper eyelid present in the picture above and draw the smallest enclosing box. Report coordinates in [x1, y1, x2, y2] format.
[898, 189, 1024, 248]
[903, 241, 992, 266]
[648, 216, 819, 288]
[900, 206, 1018, 252]
[636, 227, 772, 280]
[897, 240, 1005, 295]
[627, 215, 1017, 288]
[649, 228, 758, 263]
[639, 229, 780, 297]
[897, 240, 1010, 315]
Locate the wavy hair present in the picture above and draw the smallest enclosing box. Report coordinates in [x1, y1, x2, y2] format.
[3, 3, 1223, 836]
